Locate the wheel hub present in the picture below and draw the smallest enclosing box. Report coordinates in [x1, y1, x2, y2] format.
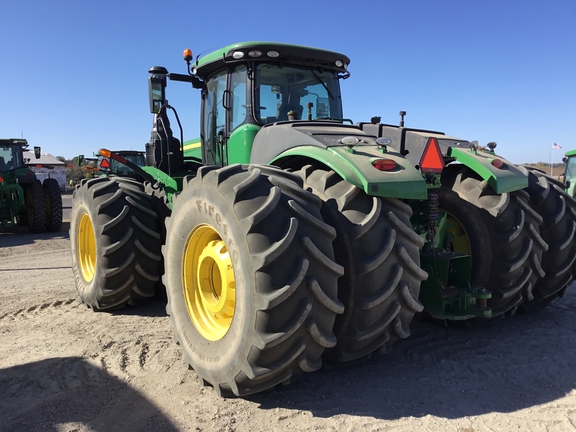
[183, 224, 236, 341]
[443, 212, 472, 254]
[77, 213, 96, 282]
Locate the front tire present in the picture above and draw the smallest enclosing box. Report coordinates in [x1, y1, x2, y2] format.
[163, 164, 343, 397]
[70, 177, 162, 310]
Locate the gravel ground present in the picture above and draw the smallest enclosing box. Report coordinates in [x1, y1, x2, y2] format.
[1, 221, 576, 432]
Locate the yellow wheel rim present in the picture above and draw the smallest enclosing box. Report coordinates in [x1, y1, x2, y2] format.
[443, 211, 472, 254]
[183, 224, 236, 341]
[77, 213, 97, 282]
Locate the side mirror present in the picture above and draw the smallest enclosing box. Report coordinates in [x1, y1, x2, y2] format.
[34, 146, 41, 159]
[78, 155, 84, 165]
[148, 70, 167, 114]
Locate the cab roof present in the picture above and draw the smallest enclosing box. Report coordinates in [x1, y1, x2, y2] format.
[0, 138, 28, 147]
[192, 41, 350, 78]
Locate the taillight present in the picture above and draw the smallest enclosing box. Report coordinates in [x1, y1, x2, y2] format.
[372, 159, 398, 171]
[419, 137, 444, 173]
[491, 159, 505, 169]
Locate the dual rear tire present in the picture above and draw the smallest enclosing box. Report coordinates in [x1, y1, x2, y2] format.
[295, 166, 427, 365]
[20, 178, 62, 233]
[439, 167, 547, 317]
[70, 177, 162, 310]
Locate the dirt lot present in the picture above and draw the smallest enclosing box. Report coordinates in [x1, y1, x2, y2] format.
[2, 219, 576, 431]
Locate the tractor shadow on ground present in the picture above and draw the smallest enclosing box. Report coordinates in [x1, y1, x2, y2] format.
[0, 357, 179, 431]
[116, 292, 170, 318]
[249, 287, 576, 420]
[0, 222, 70, 248]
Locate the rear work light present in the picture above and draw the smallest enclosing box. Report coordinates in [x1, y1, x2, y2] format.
[491, 159, 505, 169]
[419, 137, 444, 173]
[372, 159, 398, 171]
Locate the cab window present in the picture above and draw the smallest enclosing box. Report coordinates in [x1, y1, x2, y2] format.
[254, 63, 343, 124]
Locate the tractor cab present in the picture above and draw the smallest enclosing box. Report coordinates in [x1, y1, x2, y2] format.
[98, 150, 145, 177]
[0, 140, 26, 173]
[148, 42, 350, 169]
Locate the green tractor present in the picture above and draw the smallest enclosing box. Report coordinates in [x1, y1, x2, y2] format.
[562, 150, 576, 197]
[78, 150, 146, 179]
[69, 42, 575, 397]
[96, 150, 146, 179]
[0, 138, 62, 232]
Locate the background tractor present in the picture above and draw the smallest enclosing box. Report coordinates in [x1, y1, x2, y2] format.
[69, 42, 576, 397]
[562, 150, 576, 197]
[0, 138, 62, 232]
[78, 150, 146, 179]
[96, 149, 146, 179]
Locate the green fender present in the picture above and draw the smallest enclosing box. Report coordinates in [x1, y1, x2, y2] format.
[141, 166, 179, 207]
[448, 147, 528, 194]
[272, 145, 428, 199]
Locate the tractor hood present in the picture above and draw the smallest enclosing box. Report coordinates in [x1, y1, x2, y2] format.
[250, 121, 384, 164]
[357, 122, 470, 168]
[250, 120, 428, 199]
[357, 121, 527, 194]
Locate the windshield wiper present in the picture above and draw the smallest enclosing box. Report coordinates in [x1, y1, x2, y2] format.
[310, 69, 334, 101]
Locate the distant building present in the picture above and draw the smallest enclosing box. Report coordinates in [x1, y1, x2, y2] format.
[23, 151, 66, 190]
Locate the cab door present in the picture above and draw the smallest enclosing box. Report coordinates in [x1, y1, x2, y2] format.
[201, 65, 250, 167]
[201, 70, 228, 166]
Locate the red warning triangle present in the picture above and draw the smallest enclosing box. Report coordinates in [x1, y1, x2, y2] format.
[420, 137, 444, 173]
[100, 158, 111, 169]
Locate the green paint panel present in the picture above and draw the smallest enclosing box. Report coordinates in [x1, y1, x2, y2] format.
[272, 145, 428, 199]
[227, 125, 261, 164]
[183, 138, 202, 160]
[141, 166, 179, 207]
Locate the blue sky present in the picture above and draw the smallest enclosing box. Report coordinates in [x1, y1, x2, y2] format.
[1, 0, 574, 163]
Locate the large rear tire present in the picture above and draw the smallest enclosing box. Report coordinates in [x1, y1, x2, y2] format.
[517, 166, 576, 310]
[439, 168, 547, 317]
[70, 177, 162, 310]
[296, 166, 427, 365]
[163, 164, 343, 397]
[25, 180, 46, 233]
[43, 178, 63, 232]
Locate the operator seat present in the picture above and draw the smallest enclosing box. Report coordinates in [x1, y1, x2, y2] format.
[277, 103, 303, 121]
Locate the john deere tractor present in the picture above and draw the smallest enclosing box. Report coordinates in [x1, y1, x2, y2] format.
[70, 42, 576, 397]
[562, 150, 576, 197]
[0, 138, 62, 232]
